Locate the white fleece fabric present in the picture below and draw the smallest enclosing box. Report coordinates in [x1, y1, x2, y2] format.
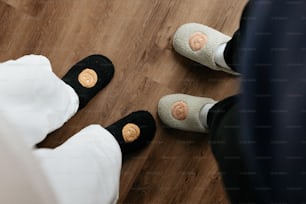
[0, 55, 122, 204]
[0, 55, 79, 147]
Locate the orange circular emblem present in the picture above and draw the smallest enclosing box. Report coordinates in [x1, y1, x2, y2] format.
[171, 101, 188, 120]
[78, 68, 98, 88]
[122, 123, 141, 143]
[189, 32, 208, 51]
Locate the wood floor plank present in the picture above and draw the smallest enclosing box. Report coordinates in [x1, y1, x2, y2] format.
[0, 0, 247, 203]
[123, 129, 230, 204]
[1, 0, 46, 16]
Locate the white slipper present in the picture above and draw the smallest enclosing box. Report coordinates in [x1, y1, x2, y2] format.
[158, 94, 216, 133]
[173, 23, 239, 75]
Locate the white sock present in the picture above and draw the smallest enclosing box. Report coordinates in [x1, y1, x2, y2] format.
[199, 103, 216, 128]
[214, 43, 231, 70]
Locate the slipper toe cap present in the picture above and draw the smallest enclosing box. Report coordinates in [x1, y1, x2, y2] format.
[62, 54, 115, 109]
[107, 111, 156, 155]
[173, 23, 238, 75]
[158, 94, 216, 133]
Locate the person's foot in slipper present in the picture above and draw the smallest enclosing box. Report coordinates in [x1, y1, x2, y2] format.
[106, 111, 156, 155]
[173, 23, 239, 75]
[158, 94, 217, 133]
[62, 54, 114, 110]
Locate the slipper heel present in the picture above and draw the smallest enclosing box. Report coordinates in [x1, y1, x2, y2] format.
[62, 54, 114, 110]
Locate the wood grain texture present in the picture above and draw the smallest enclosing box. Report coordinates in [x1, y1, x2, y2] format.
[0, 0, 247, 203]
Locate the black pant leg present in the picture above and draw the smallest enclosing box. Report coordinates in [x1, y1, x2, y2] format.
[208, 96, 255, 203]
[223, 2, 251, 71]
[223, 1, 306, 203]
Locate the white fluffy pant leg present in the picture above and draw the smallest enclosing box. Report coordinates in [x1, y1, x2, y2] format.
[34, 125, 122, 204]
[0, 55, 122, 204]
[0, 55, 79, 148]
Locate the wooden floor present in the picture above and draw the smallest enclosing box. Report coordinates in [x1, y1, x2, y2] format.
[0, 0, 247, 203]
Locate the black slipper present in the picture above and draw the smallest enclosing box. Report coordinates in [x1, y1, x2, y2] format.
[62, 55, 114, 110]
[106, 111, 156, 155]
